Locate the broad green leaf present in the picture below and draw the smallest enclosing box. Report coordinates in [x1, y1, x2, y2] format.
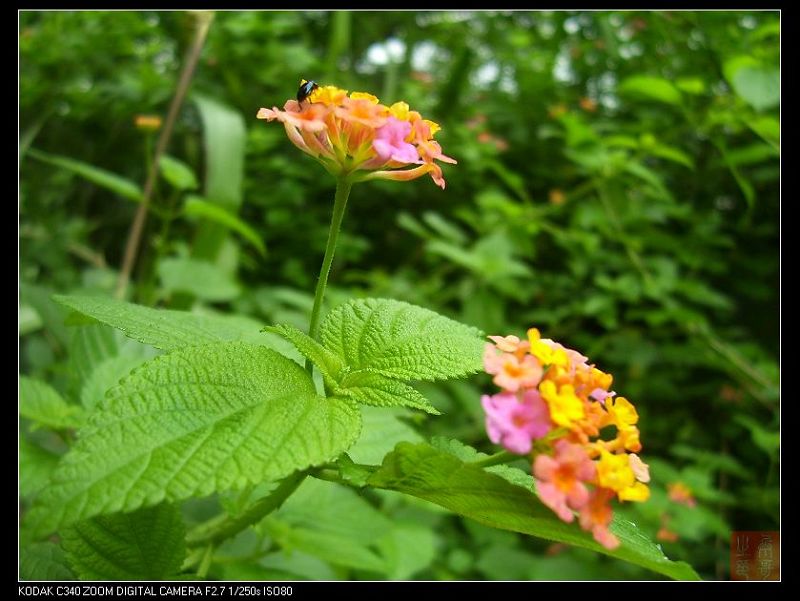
[675, 77, 706, 95]
[430, 437, 535, 490]
[624, 161, 671, 200]
[54, 295, 265, 351]
[80, 354, 149, 410]
[265, 478, 390, 573]
[194, 95, 245, 211]
[732, 67, 779, 111]
[20, 437, 60, 498]
[20, 376, 84, 430]
[220, 551, 336, 581]
[262, 522, 385, 573]
[337, 371, 440, 415]
[422, 211, 469, 244]
[722, 55, 760, 85]
[183, 195, 266, 256]
[719, 142, 779, 167]
[320, 298, 485, 382]
[368, 443, 701, 581]
[618, 76, 683, 106]
[158, 257, 241, 302]
[650, 143, 694, 169]
[347, 407, 423, 466]
[716, 141, 756, 209]
[159, 155, 198, 191]
[734, 415, 780, 456]
[263, 323, 344, 382]
[24, 343, 361, 538]
[557, 113, 600, 147]
[19, 303, 43, 335]
[21, 283, 71, 347]
[724, 56, 779, 111]
[68, 323, 119, 386]
[272, 478, 392, 543]
[378, 524, 437, 580]
[191, 94, 246, 261]
[20, 543, 75, 581]
[62, 503, 186, 580]
[27, 148, 143, 202]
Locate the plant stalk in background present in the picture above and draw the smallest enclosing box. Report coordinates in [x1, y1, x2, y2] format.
[115, 11, 215, 299]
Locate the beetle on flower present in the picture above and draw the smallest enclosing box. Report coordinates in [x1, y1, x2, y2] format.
[257, 81, 456, 189]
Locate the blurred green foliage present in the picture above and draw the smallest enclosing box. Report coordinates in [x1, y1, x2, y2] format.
[20, 10, 779, 580]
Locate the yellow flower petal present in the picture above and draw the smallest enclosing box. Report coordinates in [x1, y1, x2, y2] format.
[596, 451, 635, 492]
[540, 381, 584, 428]
[618, 481, 650, 502]
[388, 101, 410, 120]
[350, 91, 380, 104]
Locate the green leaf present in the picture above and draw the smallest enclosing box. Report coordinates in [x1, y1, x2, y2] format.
[20, 376, 84, 430]
[618, 76, 683, 106]
[158, 257, 241, 302]
[20, 437, 60, 498]
[367, 443, 701, 581]
[675, 77, 706, 95]
[263, 323, 344, 382]
[183, 195, 266, 256]
[724, 56, 779, 112]
[54, 295, 265, 351]
[68, 324, 120, 386]
[273, 477, 392, 543]
[20, 543, 75, 581]
[62, 503, 186, 580]
[719, 142, 779, 167]
[271, 525, 386, 572]
[159, 155, 198, 191]
[734, 415, 780, 456]
[650, 143, 695, 169]
[191, 94, 246, 261]
[19, 303, 43, 335]
[337, 371, 440, 415]
[746, 116, 780, 149]
[346, 407, 423, 466]
[320, 298, 485, 382]
[27, 148, 143, 202]
[378, 524, 437, 579]
[24, 343, 362, 538]
[194, 95, 245, 210]
[266, 478, 391, 573]
[430, 437, 535, 489]
[80, 354, 149, 410]
[272, 299, 485, 415]
[220, 551, 336, 581]
[732, 67, 779, 111]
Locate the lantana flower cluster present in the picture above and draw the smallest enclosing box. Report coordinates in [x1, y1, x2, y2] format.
[257, 82, 455, 189]
[481, 328, 651, 549]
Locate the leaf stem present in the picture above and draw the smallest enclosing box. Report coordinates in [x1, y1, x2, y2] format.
[197, 544, 215, 578]
[469, 450, 520, 468]
[305, 176, 353, 373]
[186, 470, 306, 548]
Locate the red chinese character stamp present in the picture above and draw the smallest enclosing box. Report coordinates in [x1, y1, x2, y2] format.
[731, 531, 780, 580]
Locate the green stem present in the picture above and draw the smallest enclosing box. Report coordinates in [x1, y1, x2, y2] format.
[114, 10, 214, 299]
[197, 544, 215, 578]
[469, 450, 519, 468]
[187, 471, 307, 548]
[305, 177, 353, 373]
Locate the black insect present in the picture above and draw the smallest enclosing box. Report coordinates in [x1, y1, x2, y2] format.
[296, 79, 319, 106]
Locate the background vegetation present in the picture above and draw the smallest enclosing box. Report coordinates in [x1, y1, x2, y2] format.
[20, 10, 779, 580]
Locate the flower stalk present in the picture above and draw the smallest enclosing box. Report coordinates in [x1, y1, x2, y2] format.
[305, 176, 352, 373]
